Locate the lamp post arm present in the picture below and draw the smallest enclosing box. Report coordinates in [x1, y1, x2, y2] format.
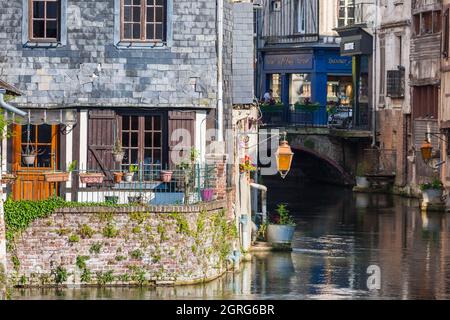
[427, 132, 448, 144]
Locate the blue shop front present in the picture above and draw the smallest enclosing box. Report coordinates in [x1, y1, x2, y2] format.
[262, 48, 353, 126]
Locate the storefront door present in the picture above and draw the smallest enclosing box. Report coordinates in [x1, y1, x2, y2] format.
[12, 124, 59, 200]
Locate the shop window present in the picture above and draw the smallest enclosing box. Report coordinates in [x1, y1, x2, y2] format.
[289, 74, 311, 105]
[327, 76, 353, 107]
[268, 74, 282, 100]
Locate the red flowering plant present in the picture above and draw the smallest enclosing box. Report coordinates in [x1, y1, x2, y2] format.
[239, 155, 257, 174]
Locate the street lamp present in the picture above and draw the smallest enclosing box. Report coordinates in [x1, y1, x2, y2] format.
[275, 132, 294, 179]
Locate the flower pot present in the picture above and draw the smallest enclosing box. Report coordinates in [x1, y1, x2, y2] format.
[160, 170, 173, 182]
[105, 196, 119, 204]
[113, 172, 123, 183]
[22, 154, 36, 166]
[43, 172, 70, 183]
[123, 172, 134, 182]
[201, 189, 214, 202]
[79, 173, 105, 184]
[422, 189, 443, 205]
[356, 176, 370, 189]
[112, 152, 125, 163]
[266, 224, 295, 244]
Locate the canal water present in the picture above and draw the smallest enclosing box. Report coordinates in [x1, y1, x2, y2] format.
[11, 180, 450, 300]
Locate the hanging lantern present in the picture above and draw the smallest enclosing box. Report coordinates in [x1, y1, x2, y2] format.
[420, 138, 433, 163]
[275, 133, 294, 179]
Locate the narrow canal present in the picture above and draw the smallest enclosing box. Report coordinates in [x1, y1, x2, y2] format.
[11, 179, 450, 300]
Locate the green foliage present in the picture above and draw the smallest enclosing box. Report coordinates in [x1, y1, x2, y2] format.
[129, 212, 149, 224]
[129, 164, 139, 173]
[78, 224, 95, 239]
[76, 256, 90, 270]
[11, 255, 20, 271]
[131, 226, 141, 234]
[51, 266, 68, 285]
[56, 228, 70, 236]
[80, 268, 92, 283]
[130, 249, 143, 260]
[420, 178, 444, 191]
[273, 204, 296, 226]
[102, 223, 118, 238]
[68, 234, 80, 243]
[128, 266, 146, 285]
[115, 255, 126, 262]
[96, 271, 114, 285]
[170, 212, 191, 235]
[89, 242, 103, 255]
[118, 273, 130, 282]
[67, 160, 77, 173]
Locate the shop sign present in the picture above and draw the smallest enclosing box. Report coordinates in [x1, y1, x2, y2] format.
[264, 53, 314, 70]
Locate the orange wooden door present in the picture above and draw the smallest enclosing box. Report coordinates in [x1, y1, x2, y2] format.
[12, 124, 59, 201]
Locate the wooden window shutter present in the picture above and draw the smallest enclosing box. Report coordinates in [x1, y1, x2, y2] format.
[87, 110, 117, 181]
[168, 111, 196, 168]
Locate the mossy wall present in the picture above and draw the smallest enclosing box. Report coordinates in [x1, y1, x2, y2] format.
[6, 201, 237, 287]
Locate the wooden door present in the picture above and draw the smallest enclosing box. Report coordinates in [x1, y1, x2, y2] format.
[168, 111, 195, 168]
[12, 124, 59, 201]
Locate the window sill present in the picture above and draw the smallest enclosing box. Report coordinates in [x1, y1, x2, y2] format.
[114, 41, 170, 50]
[23, 41, 63, 49]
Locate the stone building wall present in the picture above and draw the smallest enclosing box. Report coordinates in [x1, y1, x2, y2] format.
[0, 0, 219, 109]
[6, 201, 236, 287]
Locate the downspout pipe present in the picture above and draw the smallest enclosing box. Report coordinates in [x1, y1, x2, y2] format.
[371, 0, 379, 148]
[0, 89, 27, 117]
[217, 0, 224, 142]
[250, 183, 267, 224]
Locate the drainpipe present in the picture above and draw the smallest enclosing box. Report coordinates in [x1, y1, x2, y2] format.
[217, 0, 224, 142]
[371, 0, 379, 148]
[0, 89, 27, 117]
[250, 183, 267, 224]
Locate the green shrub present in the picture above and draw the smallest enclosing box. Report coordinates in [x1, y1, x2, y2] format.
[78, 224, 95, 239]
[102, 223, 118, 238]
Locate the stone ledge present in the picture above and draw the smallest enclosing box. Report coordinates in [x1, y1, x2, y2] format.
[54, 200, 227, 214]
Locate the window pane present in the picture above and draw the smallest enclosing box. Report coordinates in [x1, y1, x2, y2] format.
[133, 7, 141, 22]
[153, 149, 162, 163]
[46, 20, 58, 39]
[154, 132, 161, 147]
[125, 0, 132, 5]
[146, 24, 154, 40]
[124, 23, 132, 39]
[38, 125, 52, 143]
[37, 145, 52, 168]
[133, 0, 141, 5]
[131, 116, 139, 130]
[155, 24, 163, 40]
[124, 6, 132, 22]
[46, 2, 58, 19]
[155, 7, 163, 22]
[33, 20, 45, 38]
[122, 132, 130, 147]
[155, 0, 164, 6]
[289, 73, 312, 105]
[22, 125, 36, 143]
[153, 116, 161, 130]
[131, 132, 138, 147]
[145, 132, 152, 147]
[130, 149, 138, 164]
[145, 117, 153, 131]
[147, 0, 154, 5]
[122, 116, 130, 130]
[147, 7, 154, 22]
[144, 149, 153, 163]
[33, 1, 45, 18]
[133, 24, 141, 39]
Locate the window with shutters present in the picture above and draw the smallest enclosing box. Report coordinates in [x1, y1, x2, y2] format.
[386, 67, 405, 98]
[120, 114, 165, 174]
[413, 85, 439, 119]
[29, 0, 61, 42]
[121, 0, 167, 42]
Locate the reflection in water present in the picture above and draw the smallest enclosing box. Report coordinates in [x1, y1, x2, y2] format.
[12, 181, 450, 300]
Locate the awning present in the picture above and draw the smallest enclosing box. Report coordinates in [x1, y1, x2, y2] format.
[6, 109, 77, 125]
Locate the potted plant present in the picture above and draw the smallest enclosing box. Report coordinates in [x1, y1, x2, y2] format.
[239, 155, 256, 182]
[294, 97, 321, 112]
[355, 161, 370, 189]
[128, 195, 143, 204]
[124, 164, 138, 182]
[113, 171, 123, 183]
[112, 139, 125, 163]
[267, 204, 296, 245]
[160, 170, 173, 183]
[43, 160, 77, 183]
[105, 196, 119, 204]
[420, 178, 444, 205]
[178, 148, 200, 205]
[21, 146, 38, 166]
[79, 171, 105, 184]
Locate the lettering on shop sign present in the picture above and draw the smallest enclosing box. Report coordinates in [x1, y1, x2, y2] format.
[264, 54, 313, 70]
[328, 58, 352, 66]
